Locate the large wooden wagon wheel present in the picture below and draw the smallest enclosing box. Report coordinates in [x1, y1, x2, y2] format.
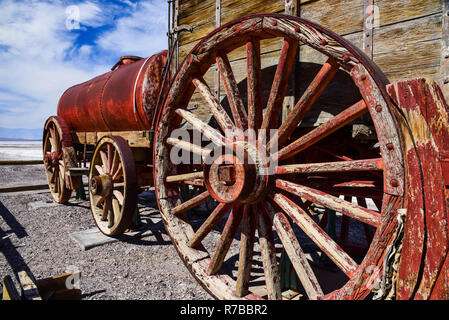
[43, 116, 79, 203]
[154, 14, 406, 300]
[89, 136, 137, 235]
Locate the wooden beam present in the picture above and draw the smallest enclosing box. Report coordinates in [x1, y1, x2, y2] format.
[75, 130, 152, 148]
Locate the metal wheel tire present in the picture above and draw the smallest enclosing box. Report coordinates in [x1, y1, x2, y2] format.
[43, 116, 79, 203]
[154, 14, 406, 300]
[89, 135, 137, 236]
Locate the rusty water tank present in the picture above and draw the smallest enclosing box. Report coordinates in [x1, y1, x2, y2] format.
[57, 50, 168, 132]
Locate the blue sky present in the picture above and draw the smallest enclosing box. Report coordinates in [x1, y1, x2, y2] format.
[0, 0, 167, 132]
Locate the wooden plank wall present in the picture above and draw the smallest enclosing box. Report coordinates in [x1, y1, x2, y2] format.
[178, 0, 286, 124]
[176, 0, 445, 125]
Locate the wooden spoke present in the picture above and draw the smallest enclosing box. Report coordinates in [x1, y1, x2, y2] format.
[171, 191, 211, 216]
[111, 150, 119, 175]
[49, 127, 57, 151]
[95, 165, 105, 175]
[261, 39, 298, 130]
[113, 190, 124, 206]
[257, 204, 282, 299]
[58, 165, 65, 183]
[100, 150, 108, 171]
[246, 39, 263, 139]
[272, 58, 340, 148]
[265, 202, 323, 299]
[192, 76, 236, 132]
[96, 196, 105, 207]
[236, 205, 257, 297]
[107, 144, 113, 174]
[276, 179, 380, 227]
[50, 168, 57, 184]
[183, 180, 204, 186]
[112, 163, 123, 181]
[166, 137, 211, 159]
[216, 53, 248, 129]
[54, 172, 60, 193]
[166, 171, 204, 183]
[175, 109, 226, 146]
[101, 197, 111, 221]
[276, 158, 383, 175]
[189, 203, 231, 248]
[275, 99, 368, 161]
[208, 206, 244, 275]
[110, 199, 120, 228]
[272, 193, 358, 277]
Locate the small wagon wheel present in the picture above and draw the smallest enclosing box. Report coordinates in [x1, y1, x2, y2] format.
[154, 14, 406, 300]
[43, 116, 79, 203]
[89, 136, 137, 236]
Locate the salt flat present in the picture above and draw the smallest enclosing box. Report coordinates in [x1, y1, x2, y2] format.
[0, 140, 42, 160]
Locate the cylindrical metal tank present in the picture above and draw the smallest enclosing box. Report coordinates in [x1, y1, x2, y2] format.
[57, 50, 168, 132]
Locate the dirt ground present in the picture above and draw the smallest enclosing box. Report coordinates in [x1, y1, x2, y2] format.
[0, 164, 211, 300]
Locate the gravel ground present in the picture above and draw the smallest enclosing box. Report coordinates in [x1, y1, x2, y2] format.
[0, 164, 211, 300]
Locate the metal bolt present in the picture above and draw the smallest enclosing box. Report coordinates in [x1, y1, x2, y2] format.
[272, 20, 277, 26]
[386, 143, 394, 150]
[375, 105, 382, 112]
[390, 179, 399, 188]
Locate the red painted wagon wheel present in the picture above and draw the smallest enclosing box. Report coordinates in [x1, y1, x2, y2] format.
[89, 136, 137, 236]
[43, 116, 79, 203]
[154, 14, 406, 300]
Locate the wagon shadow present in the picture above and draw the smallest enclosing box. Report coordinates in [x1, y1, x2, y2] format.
[113, 190, 172, 246]
[0, 200, 33, 284]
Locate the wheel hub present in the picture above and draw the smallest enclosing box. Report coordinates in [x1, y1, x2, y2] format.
[204, 141, 270, 204]
[90, 174, 112, 197]
[44, 151, 59, 169]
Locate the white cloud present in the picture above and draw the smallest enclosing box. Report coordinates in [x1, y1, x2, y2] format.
[96, 0, 167, 57]
[0, 0, 167, 131]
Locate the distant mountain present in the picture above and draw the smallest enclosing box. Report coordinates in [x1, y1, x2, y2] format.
[0, 127, 42, 141]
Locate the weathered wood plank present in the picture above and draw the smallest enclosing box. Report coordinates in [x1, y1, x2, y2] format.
[387, 79, 449, 300]
[376, 0, 442, 27]
[299, 0, 364, 36]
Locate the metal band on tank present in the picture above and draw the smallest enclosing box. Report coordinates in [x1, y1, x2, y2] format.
[132, 56, 151, 129]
